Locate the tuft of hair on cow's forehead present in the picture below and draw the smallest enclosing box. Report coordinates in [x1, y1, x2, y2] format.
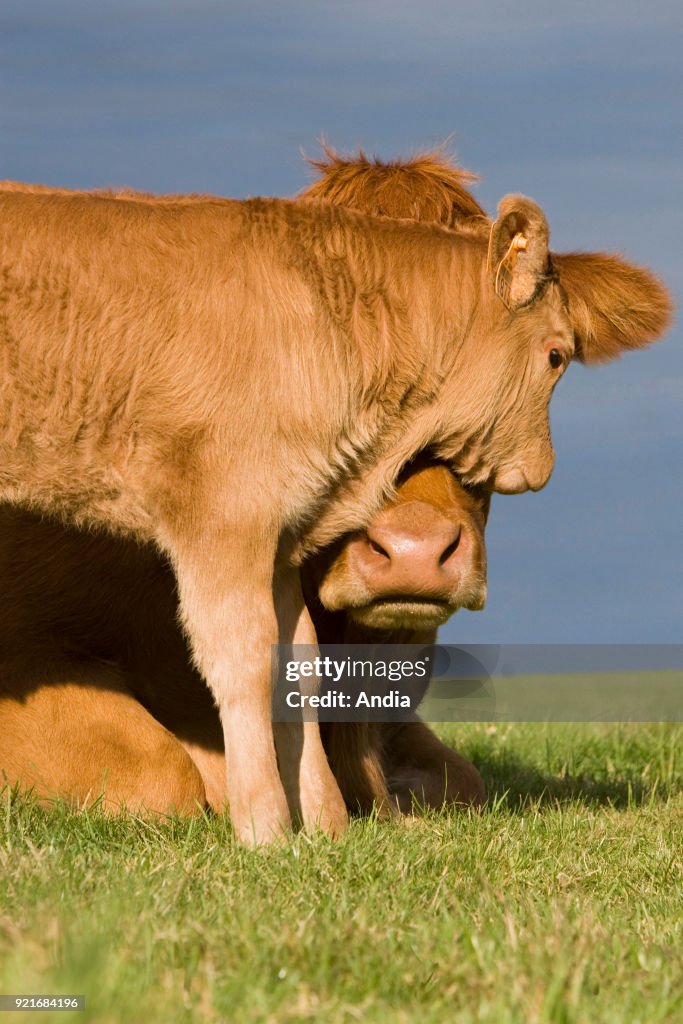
[300, 145, 489, 232]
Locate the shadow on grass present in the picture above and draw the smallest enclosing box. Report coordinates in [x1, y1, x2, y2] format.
[473, 750, 668, 810]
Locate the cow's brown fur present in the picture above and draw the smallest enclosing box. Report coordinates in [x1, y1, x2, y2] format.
[0, 464, 487, 817]
[0, 153, 672, 843]
[299, 148, 673, 367]
[0, 155, 492, 823]
[302, 145, 488, 230]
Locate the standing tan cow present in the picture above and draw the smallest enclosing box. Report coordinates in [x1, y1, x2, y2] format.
[0, 158, 671, 843]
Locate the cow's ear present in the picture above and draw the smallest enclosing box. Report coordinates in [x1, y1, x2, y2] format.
[554, 252, 673, 364]
[487, 195, 550, 310]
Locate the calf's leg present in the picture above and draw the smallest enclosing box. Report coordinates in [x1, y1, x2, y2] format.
[273, 566, 349, 836]
[167, 522, 346, 845]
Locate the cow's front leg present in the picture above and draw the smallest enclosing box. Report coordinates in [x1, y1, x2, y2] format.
[273, 565, 349, 837]
[168, 526, 291, 847]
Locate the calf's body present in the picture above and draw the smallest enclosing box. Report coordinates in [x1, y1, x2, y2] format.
[0, 189, 548, 843]
[0, 159, 671, 842]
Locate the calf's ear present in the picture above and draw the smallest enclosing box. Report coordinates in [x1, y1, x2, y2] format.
[488, 195, 550, 310]
[554, 252, 673, 364]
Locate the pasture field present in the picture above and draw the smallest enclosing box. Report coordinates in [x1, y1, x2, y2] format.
[1, 721, 682, 1024]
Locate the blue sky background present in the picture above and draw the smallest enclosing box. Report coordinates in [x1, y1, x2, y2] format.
[1, 1, 680, 643]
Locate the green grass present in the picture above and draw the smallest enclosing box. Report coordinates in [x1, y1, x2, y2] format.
[2, 723, 682, 1023]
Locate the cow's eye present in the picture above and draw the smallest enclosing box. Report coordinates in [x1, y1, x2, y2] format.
[548, 348, 563, 370]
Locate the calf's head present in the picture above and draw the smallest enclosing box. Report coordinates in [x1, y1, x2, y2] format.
[301, 149, 673, 496]
[305, 463, 488, 633]
[448, 194, 570, 494]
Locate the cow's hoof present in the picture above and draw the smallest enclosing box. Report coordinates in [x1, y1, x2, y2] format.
[300, 783, 349, 838]
[231, 795, 292, 848]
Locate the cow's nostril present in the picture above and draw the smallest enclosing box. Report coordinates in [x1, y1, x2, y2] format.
[367, 536, 390, 559]
[439, 529, 461, 565]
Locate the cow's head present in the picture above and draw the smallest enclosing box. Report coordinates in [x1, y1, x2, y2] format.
[301, 149, 673, 497]
[303, 462, 488, 635]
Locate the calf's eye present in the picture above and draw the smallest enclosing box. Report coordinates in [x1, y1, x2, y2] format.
[548, 348, 563, 369]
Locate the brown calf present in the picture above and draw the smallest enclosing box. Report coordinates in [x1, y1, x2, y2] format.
[0, 155, 491, 821]
[0, 154, 672, 843]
